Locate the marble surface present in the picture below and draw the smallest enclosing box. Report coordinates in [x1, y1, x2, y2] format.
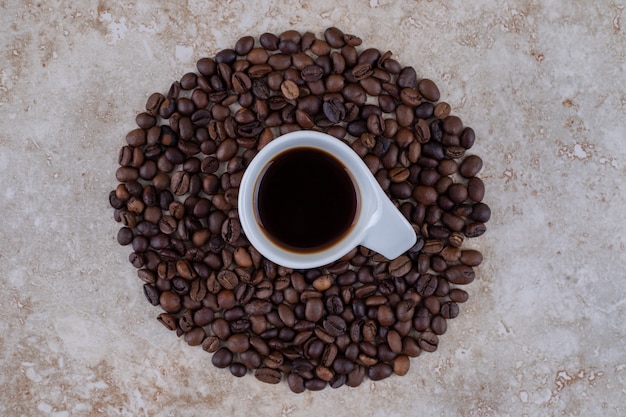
[1, 0, 625, 416]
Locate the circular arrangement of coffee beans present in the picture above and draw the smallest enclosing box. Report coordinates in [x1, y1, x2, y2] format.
[109, 27, 490, 392]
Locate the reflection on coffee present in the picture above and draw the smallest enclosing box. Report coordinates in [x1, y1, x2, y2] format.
[255, 147, 359, 252]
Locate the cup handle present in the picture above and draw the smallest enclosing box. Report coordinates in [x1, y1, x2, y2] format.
[359, 191, 417, 260]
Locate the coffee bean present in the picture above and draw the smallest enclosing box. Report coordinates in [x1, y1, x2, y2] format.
[323, 315, 347, 337]
[377, 95, 396, 113]
[365, 113, 383, 135]
[126, 128, 146, 147]
[326, 260, 350, 275]
[281, 79, 300, 100]
[215, 138, 238, 161]
[467, 177, 485, 202]
[389, 255, 411, 277]
[412, 104, 433, 123]
[351, 62, 373, 80]
[226, 362, 246, 378]
[361, 323, 380, 347]
[184, 327, 206, 346]
[255, 367, 282, 384]
[346, 365, 366, 387]
[447, 231, 463, 248]
[159, 291, 181, 314]
[308, 39, 330, 57]
[460, 127, 476, 149]
[258, 32, 278, 50]
[418, 331, 438, 352]
[210, 317, 231, 341]
[440, 302, 459, 320]
[395, 300, 416, 322]
[470, 202, 491, 223]
[397, 66, 417, 88]
[385, 329, 402, 353]
[445, 265, 476, 285]
[459, 155, 483, 178]
[227, 333, 250, 353]
[116, 166, 139, 182]
[221, 218, 241, 244]
[233, 35, 254, 55]
[158, 97, 176, 119]
[323, 98, 346, 123]
[326, 74, 345, 92]
[145, 93, 165, 116]
[377, 304, 395, 327]
[311, 274, 332, 291]
[313, 365, 333, 382]
[413, 185, 438, 206]
[211, 347, 233, 368]
[157, 313, 177, 331]
[430, 315, 446, 335]
[458, 250, 482, 267]
[400, 87, 422, 106]
[195, 57, 216, 77]
[287, 373, 306, 393]
[171, 277, 190, 295]
[377, 343, 397, 362]
[358, 48, 381, 66]
[443, 116, 463, 136]
[324, 27, 345, 48]
[417, 79, 440, 102]
[143, 284, 160, 305]
[391, 354, 410, 376]
[117, 227, 134, 245]
[117, 147, 134, 168]
[217, 270, 239, 289]
[191, 308, 214, 327]
[177, 311, 194, 334]
[434, 102, 451, 119]
[416, 274, 438, 297]
[137, 269, 158, 284]
[445, 183, 467, 205]
[465, 222, 486, 238]
[342, 84, 366, 107]
[170, 171, 190, 196]
[368, 363, 393, 381]
[244, 299, 272, 316]
[305, 298, 325, 323]
[301, 64, 324, 82]
[304, 378, 327, 391]
[268, 53, 292, 71]
[376, 51, 395, 71]
[412, 120, 430, 146]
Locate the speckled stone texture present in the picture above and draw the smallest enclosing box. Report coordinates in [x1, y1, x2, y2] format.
[1, 0, 625, 416]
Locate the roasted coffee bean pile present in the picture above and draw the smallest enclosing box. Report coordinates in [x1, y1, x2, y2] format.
[109, 27, 490, 392]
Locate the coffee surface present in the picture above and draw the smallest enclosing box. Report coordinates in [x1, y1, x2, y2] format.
[256, 147, 358, 252]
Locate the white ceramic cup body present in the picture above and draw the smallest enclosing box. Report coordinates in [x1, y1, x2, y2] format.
[238, 130, 416, 269]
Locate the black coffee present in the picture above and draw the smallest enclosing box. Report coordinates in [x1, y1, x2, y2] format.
[256, 147, 358, 252]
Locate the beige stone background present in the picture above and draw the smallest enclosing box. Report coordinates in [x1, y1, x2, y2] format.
[1, 0, 625, 416]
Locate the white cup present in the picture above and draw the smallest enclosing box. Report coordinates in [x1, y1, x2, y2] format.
[238, 130, 416, 269]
